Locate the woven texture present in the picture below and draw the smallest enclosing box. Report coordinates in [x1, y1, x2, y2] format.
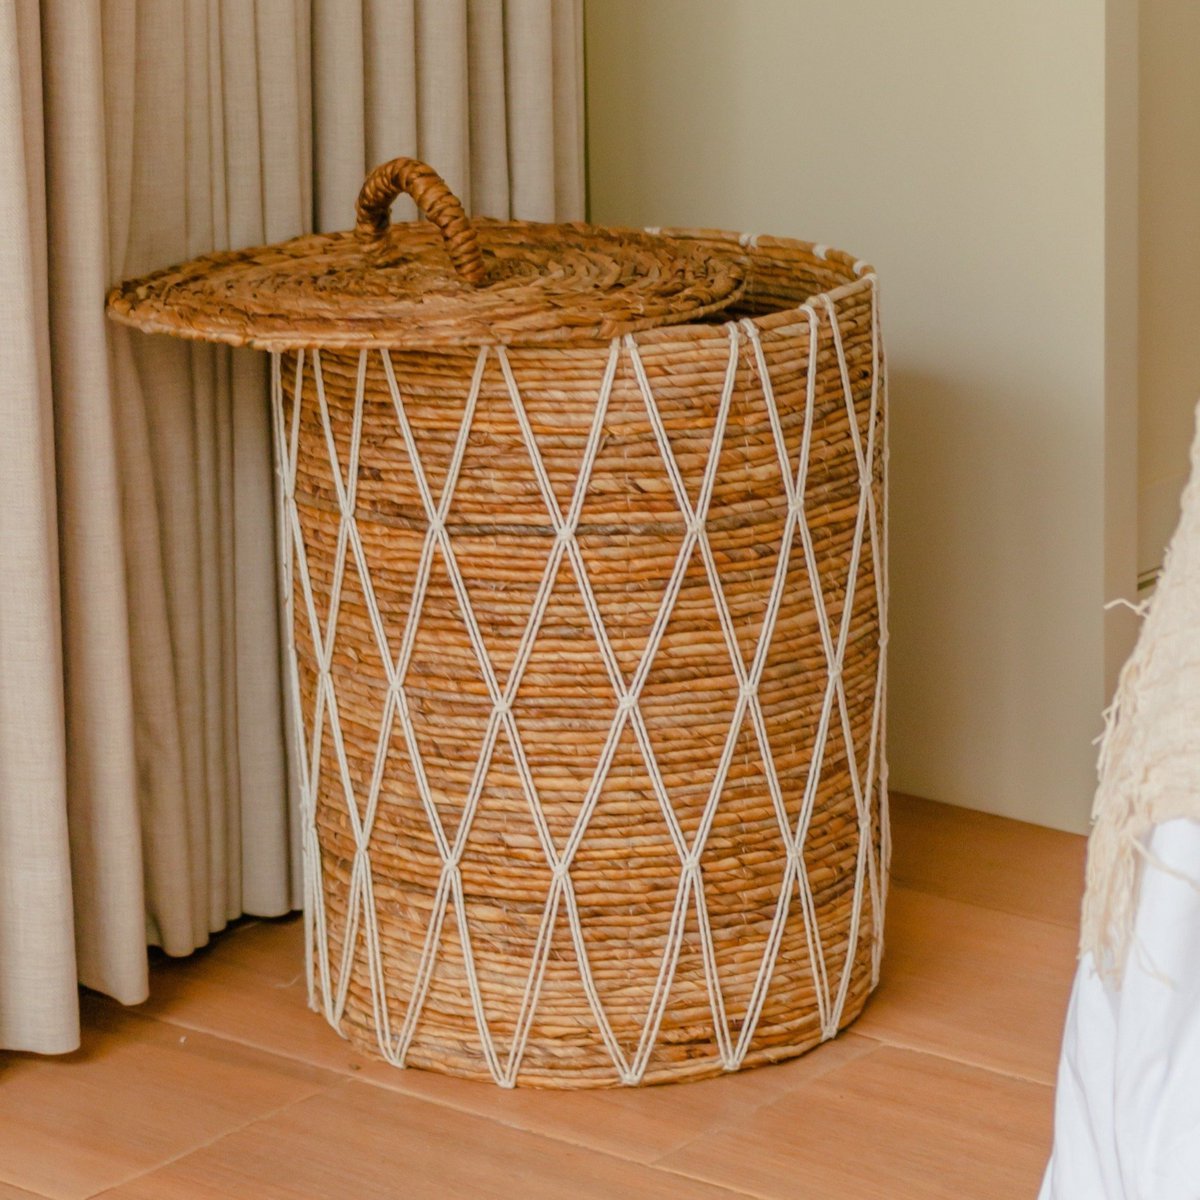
[105, 160, 745, 351]
[271, 232, 888, 1087]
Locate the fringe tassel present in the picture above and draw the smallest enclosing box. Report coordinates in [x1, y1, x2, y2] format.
[1081, 621, 1151, 980]
[1082, 398, 1200, 977]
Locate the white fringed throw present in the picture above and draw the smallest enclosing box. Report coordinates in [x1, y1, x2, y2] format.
[1083, 401, 1200, 974]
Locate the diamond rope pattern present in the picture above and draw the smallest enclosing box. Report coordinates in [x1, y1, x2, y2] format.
[271, 281, 887, 1087]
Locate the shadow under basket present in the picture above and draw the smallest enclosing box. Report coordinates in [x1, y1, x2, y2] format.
[107, 159, 888, 1088]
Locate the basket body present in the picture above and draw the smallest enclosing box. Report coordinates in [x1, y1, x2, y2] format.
[274, 232, 887, 1088]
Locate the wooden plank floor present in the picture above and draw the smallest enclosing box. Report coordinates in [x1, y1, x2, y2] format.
[0, 795, 1085, 1199]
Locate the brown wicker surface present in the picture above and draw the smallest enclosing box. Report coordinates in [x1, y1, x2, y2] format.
[105, 159, 746, 351]
[107, 161, 886, 1089]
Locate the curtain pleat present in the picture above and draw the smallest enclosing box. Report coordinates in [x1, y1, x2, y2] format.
[0, 0, 583, 1054]
[504, 1, 556, 221]
[0, 0, 77, 1054]
[312, 0, 366, 232]
[42, 0, 147, 1006]
[415, 0, 471, 205]
[363, 0, 418, 191]
[550, 0, 585, 219]
[467, 0, 510, 216]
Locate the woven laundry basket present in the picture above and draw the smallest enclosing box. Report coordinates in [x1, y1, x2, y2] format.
[108, 158, 889, 1089]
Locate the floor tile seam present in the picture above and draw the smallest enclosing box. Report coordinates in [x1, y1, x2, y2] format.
[333, 1077, 770, 1199]
[0, 1172, 56, 1200]
[647, 1041, 895, 1169]
[111, 1004, 369, 1079]
[355, 1029, 888, 1153]
[886, 879, 1083, 933]
[849, 1031, 1059, 1089]
[629, 1158, 779, 1199]
[352, 1065, 807, 1167]
[80, 1078, 352, 1200]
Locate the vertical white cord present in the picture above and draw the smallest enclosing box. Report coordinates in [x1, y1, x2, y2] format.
[284, 286, 886, 1083]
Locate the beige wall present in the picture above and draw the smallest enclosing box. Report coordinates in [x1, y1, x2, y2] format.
[1139, 1, 1200, 580]
[585, 0, 1138, 833]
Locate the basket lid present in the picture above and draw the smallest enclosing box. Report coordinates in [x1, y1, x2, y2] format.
[105, 158, 746, 351]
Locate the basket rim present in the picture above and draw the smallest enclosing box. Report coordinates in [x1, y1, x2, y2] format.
[105, 221, 875, 354]
[614, 227, 876, 347]
[104, 217, 749, 352]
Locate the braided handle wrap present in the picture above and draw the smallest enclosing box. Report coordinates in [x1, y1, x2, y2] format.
[355, 157, 487, 286]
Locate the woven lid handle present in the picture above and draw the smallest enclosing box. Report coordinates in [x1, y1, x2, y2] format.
[355, 157, 487, 286]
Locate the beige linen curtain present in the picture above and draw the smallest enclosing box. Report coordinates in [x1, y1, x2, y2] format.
[0, 0, 583, 1055]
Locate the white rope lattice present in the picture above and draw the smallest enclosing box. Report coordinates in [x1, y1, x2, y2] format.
[271, 291, 887, 1086]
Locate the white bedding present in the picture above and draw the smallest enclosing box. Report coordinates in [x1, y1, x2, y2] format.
[1040, 818, 1200, 1198]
